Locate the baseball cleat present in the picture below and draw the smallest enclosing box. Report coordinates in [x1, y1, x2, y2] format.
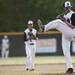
[65, 68, 73, 74]
[26, 68, 29, 71]
[37, 19, 44, 32]
[30, 69, 35, 71]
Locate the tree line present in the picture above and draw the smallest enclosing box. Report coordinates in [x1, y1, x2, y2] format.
[0, 0, 75, 32]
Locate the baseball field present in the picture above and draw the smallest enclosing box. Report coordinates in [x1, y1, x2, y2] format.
[0, 56, 75, 75]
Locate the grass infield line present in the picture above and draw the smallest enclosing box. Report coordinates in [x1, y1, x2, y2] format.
[0, 63, 67, 66]
[0, 56, 75, 66]
[1, 63, 75, 66]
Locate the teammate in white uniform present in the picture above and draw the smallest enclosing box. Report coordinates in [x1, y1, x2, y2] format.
[1, 35, 10, 59]
[24, 20, 38, 71]
[37, 1, 75, 74]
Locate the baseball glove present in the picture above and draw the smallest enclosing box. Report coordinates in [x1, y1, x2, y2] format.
[28, 32, 37, 40]
[37, 19, 44, 32]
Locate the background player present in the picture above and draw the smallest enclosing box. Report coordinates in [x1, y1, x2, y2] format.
[1, 35, 10, 59]
[24, 20, 38, 71]
[37, 1, 75, 74]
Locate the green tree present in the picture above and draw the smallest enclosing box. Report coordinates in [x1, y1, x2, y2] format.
[0, 0, 75, 32]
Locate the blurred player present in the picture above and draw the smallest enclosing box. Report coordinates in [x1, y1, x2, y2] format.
[37, 1, 75, 74]
[61, 1, 75, 74]
[24, 20, 38, 71]
[1, 35, 10, 59]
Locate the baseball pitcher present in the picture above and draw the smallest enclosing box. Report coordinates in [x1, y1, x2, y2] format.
[61, 1, 75, 74]
[37, 1, 75, 74]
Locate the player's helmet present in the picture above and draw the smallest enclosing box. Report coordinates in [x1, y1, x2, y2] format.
[64, 1, 72, 8]
[4, 35, 8, 39]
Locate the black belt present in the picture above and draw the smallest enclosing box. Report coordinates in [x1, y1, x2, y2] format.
[29, 43, 34, 45]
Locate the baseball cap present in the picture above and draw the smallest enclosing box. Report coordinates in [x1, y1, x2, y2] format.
[64, 1, 72, 8]
[28, 20, 33, 25]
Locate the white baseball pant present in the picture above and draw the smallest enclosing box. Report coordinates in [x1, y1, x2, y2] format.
[25, 44, 36, 70]
[44, 19, 75, 69]
[45, 19, 75, 40]
[1, 47, 9, 59]
[62, 35, 73, 68]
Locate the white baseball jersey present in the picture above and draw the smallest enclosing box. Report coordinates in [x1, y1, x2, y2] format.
[64, 10, 74, 23]
[24, 28, 38, 45]
[2, 39, 9, 49]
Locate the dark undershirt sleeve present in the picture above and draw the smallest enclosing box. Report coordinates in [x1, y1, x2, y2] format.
[71, 13, 75, 26]
[67, 19, 70, 23]
[24, 32, 27, 42]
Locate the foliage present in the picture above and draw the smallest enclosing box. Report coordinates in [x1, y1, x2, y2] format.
[0, 0, 75, 32]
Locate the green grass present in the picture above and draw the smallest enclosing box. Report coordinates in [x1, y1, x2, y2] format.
[0, 72, 39, 75]
[0, 56, 75, 65]
[0, 56, 75, 75]
[0, 71, 65, 75]
[1, 71, 75, 75]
